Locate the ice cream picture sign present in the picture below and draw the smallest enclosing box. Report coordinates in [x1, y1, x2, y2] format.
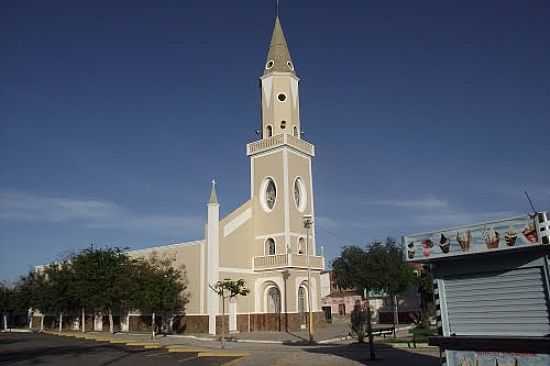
[404, 212, 549, 261]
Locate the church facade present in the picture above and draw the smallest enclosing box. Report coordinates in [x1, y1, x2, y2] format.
[128, 16, 326, 334]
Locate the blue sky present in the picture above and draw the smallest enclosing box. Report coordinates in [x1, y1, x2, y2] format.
[1, 1, 549, 281]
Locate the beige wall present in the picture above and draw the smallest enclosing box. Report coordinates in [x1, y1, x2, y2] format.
[252, 149, 286, 255]
[261, 74, 301, 138]
[219, 200, 253, 268]
[129, 241, 203, 314]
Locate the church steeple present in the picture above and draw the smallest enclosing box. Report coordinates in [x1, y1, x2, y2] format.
[259, 15, 301, 140]
[264, 17, 295, 75]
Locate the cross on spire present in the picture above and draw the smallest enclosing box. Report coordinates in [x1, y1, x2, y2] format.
[209, 179, 218, 204]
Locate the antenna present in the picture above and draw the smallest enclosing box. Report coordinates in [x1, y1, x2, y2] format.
[276, 0, 279, 17]
[524, 191, 537, 214]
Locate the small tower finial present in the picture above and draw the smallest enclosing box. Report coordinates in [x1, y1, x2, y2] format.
[208, 179, 218, 205]
[276, 0, 279, 17]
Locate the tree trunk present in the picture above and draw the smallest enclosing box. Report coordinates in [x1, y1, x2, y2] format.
[28, 309, 33, 329]
[109, 309, 114, 334]
[152, 312, 156, 339]
[169, 314, 174, 335]
[40, 315, 44, 332]
[3, 314, 7, 331]
[58, 312, 63, 334]
[81, 308, 86, 333]
[393, 295, 399, 338]
[221, 295, 225, 349]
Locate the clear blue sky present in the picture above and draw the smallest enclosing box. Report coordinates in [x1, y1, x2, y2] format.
[1, 1, 549, 281]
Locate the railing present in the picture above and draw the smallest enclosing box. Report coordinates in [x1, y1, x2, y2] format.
[253, 254, 288, 268]
[246, 134, 315, 156]
[253, 253, 324, 271]
[291, 254, 324, 269]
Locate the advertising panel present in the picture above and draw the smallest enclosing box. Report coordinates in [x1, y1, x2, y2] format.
[447, 350, 550, 366]
[403, 212, 548, 262]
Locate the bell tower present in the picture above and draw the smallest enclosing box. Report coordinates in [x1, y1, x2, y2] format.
[247, 16, 316, 260]
[260, 17, 301, 139]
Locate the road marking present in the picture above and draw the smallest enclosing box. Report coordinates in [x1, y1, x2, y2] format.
[198, 352, 249, 357]
[145, 352, 173, 358]
[177, 355, 199, 363]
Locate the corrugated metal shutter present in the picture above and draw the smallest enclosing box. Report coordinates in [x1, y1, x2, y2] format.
[444, 266, 550, 336]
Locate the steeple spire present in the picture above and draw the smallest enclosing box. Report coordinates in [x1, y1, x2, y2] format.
[264, 16, 295, 75]
[208, 179, 218, 205]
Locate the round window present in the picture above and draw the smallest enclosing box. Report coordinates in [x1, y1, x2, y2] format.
[265, 60, 274, 70]
[287, 61, 294, 70]
[277, 93, 287, 102]
[293, 177, 307, 212]
[280, 120, 287, 129]
[260, 177, 277, 212]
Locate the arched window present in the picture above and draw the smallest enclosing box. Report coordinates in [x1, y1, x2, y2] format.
[298, 237, 305, 255]
[265, 238, 276, 255]
[298, 286, 307, 314]
[267, 287, 281, 313]
[266, 125, 273, 137]
[293, 126, 298, 137]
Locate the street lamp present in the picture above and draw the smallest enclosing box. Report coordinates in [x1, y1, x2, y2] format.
[303, 214, 314, 344]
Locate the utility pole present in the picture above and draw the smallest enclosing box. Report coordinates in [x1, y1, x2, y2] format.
[304, 215, 314, 344]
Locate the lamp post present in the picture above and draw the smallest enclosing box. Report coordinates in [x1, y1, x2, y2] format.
[303, 214, 314, 344]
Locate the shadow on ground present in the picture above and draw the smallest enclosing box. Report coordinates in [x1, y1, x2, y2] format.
[303, 343, 441, 365]
[0, 335, 147, 366]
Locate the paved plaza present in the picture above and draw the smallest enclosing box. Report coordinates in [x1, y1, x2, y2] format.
[0, 330, 441, 366]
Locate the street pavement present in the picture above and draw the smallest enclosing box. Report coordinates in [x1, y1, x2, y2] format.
[0, 333, 242, 366]
[1, 331, 441, 366]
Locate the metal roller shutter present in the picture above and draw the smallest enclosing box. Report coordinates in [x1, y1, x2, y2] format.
[443, 266, 550, 336]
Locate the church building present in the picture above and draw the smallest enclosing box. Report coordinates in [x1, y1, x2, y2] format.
[127, 16, 326, 334]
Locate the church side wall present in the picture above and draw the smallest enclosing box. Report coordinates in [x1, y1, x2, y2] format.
[219, 201, 254, 269]
[129, 243, 202, 315]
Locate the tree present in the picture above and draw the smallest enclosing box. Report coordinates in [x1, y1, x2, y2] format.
[44, 261, 79, 333]
[0, 283, 14, 331]
[332, 239, 415, 360]
[332, 246, 377, 359]
[15, 270, 50, 331]
[70, 246, 135, 334]
[209, 279, 249, 349]
[129, 255, 187, 339]
[416, 265, 434, 327]
[368, 238, 416, 334]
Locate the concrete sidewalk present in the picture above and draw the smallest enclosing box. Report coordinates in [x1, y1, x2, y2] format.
[39, 328, 440, 366]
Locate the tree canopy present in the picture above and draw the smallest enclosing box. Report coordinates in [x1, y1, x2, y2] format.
[1, 246, 188, 332]
[332, 237, 415, 296]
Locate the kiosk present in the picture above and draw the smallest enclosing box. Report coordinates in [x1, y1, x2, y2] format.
[403, 211, 550, 366]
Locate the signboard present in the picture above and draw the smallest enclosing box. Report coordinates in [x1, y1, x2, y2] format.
[447, 350, 550, 366]
[403, 212, 549, 262]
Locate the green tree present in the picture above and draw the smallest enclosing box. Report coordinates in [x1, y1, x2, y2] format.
[368, 238, 416, 333]
[416, 265, 434, 327]
[15, 271, 50, 330]
[70, 246, 135, 334]
[0, 283, 15, 331]
[209, 279, 249, 349]
[129, 255, 187, 339]
[44, 261, 79, 333]
[332, 239, 415, 360]
[332, 245, 377, 359]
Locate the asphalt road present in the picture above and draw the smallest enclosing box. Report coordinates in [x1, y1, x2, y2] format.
[0, 333, 237, 366]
